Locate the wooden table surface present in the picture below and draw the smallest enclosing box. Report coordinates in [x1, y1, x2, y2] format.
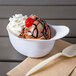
[0, 0, 76, 76]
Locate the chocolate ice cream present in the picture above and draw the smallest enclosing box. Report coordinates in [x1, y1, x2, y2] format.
[19, 14, 51, 40]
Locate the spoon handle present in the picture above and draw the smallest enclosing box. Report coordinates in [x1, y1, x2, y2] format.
[26, 53, 62, 76]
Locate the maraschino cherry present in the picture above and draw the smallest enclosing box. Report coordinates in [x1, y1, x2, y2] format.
[25, 17, 34, 27]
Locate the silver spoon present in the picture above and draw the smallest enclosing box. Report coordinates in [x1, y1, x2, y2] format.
[26, 44, 76, 76]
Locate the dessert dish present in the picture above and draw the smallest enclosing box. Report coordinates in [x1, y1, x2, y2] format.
[8, 14, 51, 40]
[7, 14, 69, 58]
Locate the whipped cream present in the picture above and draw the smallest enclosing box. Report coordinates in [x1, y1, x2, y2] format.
[7, 14, 28, 36]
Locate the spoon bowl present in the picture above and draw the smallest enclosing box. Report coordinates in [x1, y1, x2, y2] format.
[62, 44, 76, 57]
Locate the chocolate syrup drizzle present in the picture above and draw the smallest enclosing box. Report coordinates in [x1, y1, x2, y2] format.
[31, 23, 39, 38]
[31, 18, 49, 39]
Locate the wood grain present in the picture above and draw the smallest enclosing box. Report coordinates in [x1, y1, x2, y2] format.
[0, 19, 76, 36]
[0, 0, 76, 5]
[0, 6, 76, 19]
[0, 62, 20, 76]
[62, 38, 76, 44]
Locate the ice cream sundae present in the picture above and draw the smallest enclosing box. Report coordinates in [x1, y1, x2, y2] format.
[7, 14, 51, 40]
[7, 14, 69, 57]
